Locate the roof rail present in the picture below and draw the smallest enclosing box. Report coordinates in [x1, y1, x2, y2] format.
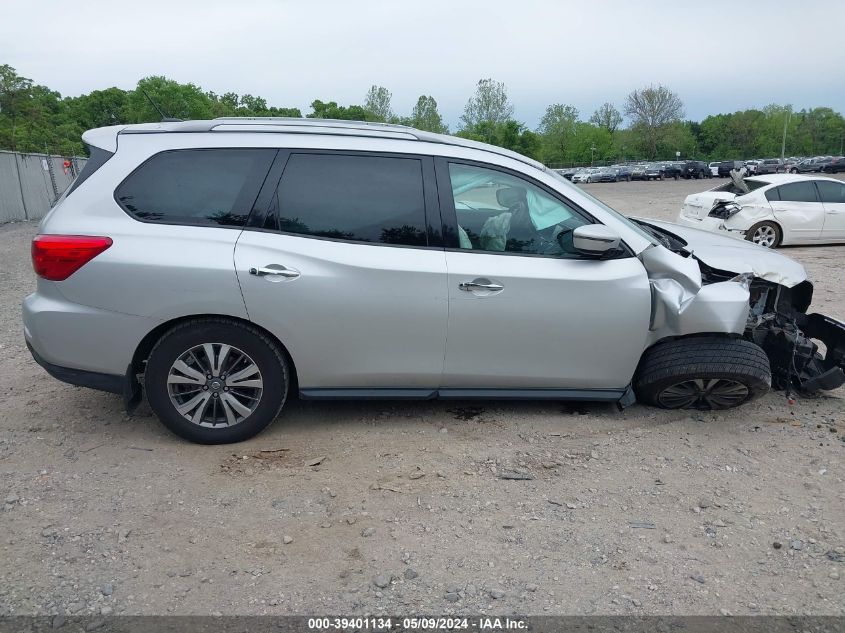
[115, 118, 545, 170]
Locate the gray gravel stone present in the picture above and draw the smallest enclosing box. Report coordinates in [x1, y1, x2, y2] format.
[373, 574, 391, 588]
[403, 568, 418, 580]
[361, 527, 376, 537]
[490, 588, 506, 599]
[790, 539, 805, 551]
[444, 592, 459, 602]
[100, 583, 113, 596]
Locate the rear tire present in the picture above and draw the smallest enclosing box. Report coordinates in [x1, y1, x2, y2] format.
[745, 221, 781, 248]
[145, 318, 289, 444]
[635, 337, 770, 410]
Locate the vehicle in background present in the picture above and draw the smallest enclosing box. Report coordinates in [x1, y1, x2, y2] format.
[613, 166, 633, 182]
[782, 158, 801, 172]
[555, 167, 579, 181]
[708, 161, 720, 177]
[25, 118, 845, 444]
[661, 162, 682, 180]
[791, 157, 828, 174]
[678, 174, 845, 248]
[756, 159, 783, 175]
[571, 168, 597, 183]
[744, 160, 760, 175]
[644, 163, 666, 181]
[630, 164, 649, 180]
[717, 160, 743, 177]
[821, 157, 845, 174]
[588, 167, 620, 183]
[681, 160, 711, 179]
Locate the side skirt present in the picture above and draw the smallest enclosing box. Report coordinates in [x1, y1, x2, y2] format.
[300, 387, 629, 402]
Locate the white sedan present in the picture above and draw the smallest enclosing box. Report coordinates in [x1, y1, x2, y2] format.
[677, 174, 845, 248]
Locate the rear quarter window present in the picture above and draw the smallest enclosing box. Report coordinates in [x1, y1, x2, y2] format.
[777, 181, 820, 203]
[115, 149, 276, 227]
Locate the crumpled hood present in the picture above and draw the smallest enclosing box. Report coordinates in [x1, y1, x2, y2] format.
[636, 218, 808, 287]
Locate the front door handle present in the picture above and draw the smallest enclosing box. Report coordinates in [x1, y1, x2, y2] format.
[459, 278, 504, 292]
[249, 265, 300, 280]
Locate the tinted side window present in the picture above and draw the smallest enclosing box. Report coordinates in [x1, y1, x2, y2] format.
[816, 180, 845, 203]
[116, 149, 275, 226]
[270, 154, 427, 246]
[777, 181, 819, 203]
[765, 187, 781, 202]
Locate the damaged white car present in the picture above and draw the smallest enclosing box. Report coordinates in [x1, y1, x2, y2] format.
[23, 119, 845, 443]
[677, 172, 845, 247]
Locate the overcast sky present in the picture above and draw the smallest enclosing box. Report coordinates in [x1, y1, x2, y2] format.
[3, 0, 843, 128]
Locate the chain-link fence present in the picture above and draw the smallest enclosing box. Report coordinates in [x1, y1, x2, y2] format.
[0, 151, 87, 223]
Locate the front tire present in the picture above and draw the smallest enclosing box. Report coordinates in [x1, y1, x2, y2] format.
[635, 337, 770, 410]
[746, 221, 781, 248]
[145, 319, 289, 444]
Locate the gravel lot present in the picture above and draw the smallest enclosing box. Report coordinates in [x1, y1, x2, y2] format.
[1, 177, 843, 617]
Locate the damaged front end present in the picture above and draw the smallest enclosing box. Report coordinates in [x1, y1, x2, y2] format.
[699, 261, 845, 394]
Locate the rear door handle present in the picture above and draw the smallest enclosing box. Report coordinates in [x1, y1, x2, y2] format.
[459, 278, 504, 292]
[249, 265, 300, 280]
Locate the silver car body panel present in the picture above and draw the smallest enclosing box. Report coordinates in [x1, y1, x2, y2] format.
[233, 231, 448, 388]
[442, 253, 651, 389]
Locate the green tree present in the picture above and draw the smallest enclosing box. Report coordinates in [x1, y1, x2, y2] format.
[536, 103, 580, 164]
[624, 84, 684, 159]
[460, 78, 513, 131]
[589, 102, 622, 134]
[364, 85, 393, 122]
[124, 76, 215, 122]
[0, 64, 34, 150]
[308, 99, 377, 121]
[408, 95, 448, 133]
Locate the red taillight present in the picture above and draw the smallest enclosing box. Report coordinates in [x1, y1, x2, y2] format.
[31, 235, 113, 281]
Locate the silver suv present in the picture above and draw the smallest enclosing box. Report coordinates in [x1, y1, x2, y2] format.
[23, 119, 845, 443]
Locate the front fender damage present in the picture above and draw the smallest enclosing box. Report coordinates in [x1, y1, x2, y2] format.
[640, 246, 750, 346]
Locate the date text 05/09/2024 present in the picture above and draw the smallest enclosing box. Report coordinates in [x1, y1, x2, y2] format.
[307, 617, 529, 630]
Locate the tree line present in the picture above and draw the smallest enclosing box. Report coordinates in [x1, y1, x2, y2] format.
[1, 64, 842, 164]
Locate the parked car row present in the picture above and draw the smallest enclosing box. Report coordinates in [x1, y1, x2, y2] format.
[559, 160, 711, 183]
[722, 156, 845, 177]
[558, 156, 845, 184]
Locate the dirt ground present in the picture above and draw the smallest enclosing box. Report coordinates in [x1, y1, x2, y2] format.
[1, 177, 843, 617]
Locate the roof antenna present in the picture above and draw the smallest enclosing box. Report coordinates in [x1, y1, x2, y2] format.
[141, 88, 183, 122]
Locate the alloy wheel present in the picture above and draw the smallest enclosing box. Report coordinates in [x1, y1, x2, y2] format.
[166, 343, 263, 427]
[658, 378, 749, 409]
[751, 225, 777, 248]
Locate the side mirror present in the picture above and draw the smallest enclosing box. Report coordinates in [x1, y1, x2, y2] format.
[573, 224, 622, 256]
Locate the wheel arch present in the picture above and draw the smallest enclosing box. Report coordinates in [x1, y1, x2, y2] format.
[131, 314, 299, 392]
[636, 332, 744, 368]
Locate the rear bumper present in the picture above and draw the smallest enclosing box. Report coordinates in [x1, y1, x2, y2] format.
[23, 285, 162, 379]
[26, 341, 124, 394]
[676, 215, 747, 239]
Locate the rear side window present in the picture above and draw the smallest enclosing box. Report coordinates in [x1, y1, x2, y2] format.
[66, 146, 113, 197]
[268, 153, 428, 246]
[765, 187, 781, 202]
[777, 181, 819, 203]
[116, 149, 275, 226]
[816, 180, 845, 203]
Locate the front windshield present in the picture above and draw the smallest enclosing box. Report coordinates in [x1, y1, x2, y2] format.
[545, 168, 659, 245]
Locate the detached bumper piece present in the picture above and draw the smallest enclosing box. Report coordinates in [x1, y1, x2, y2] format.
[752, 313, 845, 393]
